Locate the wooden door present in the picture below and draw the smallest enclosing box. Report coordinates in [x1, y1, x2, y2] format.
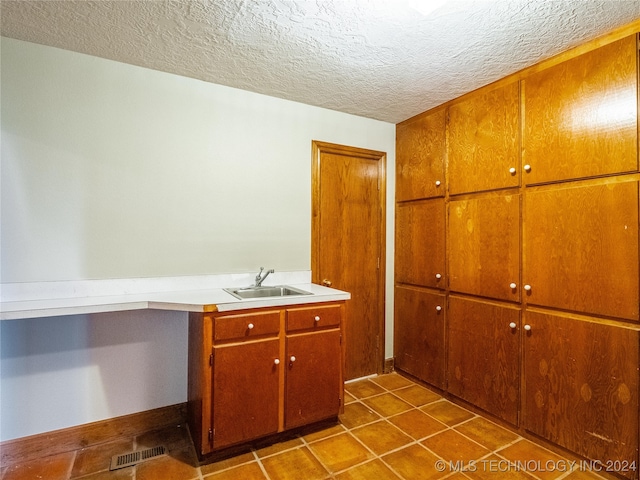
[448, 296, 520, 425]
[524, 310, 639, 473]
[312, 141, 386, 380]
[524, 179, 639, 320]
[212, 339, 280, 449]
[395, 199, 445, 288]
[448, 193, 520, 301]
[523, 35, 638, 185]
[394, 286, 445, 389]
[396, 109, 446, 201]
[448, 81, 520, 194]
[285, 330, 342, 429]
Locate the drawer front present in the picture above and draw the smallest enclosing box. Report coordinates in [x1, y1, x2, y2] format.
[214, 311, 280, 342]
[286, 305, 341, 332]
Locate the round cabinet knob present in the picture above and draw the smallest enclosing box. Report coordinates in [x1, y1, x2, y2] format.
[509, 167, 516, 174]
[314, 316, 320, 322]
[435, 180, 441, 187]
[290, 356, 296, 362]
[322, 279, 332, 287]
[524, 324, 532, 331]
[274, 359, 280, 365]
[435, 305, 442, 312]
[247, 323, 255, 330]
[524, 164, 532, 172]
[509, 282, 517, 289]
[524, 284, 532, 292]
[509, 322, 517, 329]
[435, 273, 442, 280]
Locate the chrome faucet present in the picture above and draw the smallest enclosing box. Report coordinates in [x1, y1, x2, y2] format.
[254, 267, 275, 287]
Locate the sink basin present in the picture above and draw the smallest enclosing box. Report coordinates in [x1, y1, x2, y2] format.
[224, 285, 312, 300]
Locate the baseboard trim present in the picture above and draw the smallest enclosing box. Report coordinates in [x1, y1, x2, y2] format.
[0, 403, 187, 467]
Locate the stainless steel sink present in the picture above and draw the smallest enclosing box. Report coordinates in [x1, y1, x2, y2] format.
[224, 285, 312, 300]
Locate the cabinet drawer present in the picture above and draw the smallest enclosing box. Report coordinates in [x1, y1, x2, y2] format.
[214, 311, 280, 342]
[286, 305, 341, 332]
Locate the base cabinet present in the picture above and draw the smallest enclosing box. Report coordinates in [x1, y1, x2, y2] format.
[188, 302, 345, 457]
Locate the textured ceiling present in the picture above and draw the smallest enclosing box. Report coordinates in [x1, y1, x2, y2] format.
[2, 0, 640, 123]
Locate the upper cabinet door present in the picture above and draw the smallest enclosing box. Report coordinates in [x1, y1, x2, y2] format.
[523, 35, 638, 185]
[449, 193, 520, 302]
[524, 180, 639, 321]
[448, 82, 520, 195]
[396, 109, 446, 201]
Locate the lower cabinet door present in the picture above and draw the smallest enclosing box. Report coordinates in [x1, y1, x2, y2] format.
[524, 310, 639, 476]
[212, 339, 280, 449]
[285, 330, 342, 429]
[394, 286, 445, 388]
[448, 296, 520, 425]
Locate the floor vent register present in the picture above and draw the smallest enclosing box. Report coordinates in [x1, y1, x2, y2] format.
[109, 445, 167, 470]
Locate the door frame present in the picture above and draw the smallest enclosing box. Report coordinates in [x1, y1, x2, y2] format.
[311, 140, 387, 375]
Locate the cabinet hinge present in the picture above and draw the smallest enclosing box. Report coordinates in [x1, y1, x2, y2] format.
[340, 334, 342, 345]
[208, 428, 213, 444]
[339, 396, 342, 407]
[209, 350, 214, 367]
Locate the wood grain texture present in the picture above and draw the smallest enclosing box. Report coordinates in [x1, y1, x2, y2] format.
[523, 35, 638, 185]
[393, 286, 445, 389]
[448, 82, 520, 194]
[447, 296, 520, 426]
[448, 194, 520, 301]
[188, 312, 213, 455]
[285, 329, 342, 429]
[396, 108, 446, 201]
[214, 310, 280, 342]
[524, 179, 639, 320]
[524, 310, 639, 474]
[395, 199, 445, 288]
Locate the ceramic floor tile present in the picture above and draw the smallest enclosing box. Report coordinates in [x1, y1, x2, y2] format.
[361, 393, 413, 417]
[497, 439, 567, 480]
[307, 433, 374, 473]
[303, 423, 347, 443]
[345, 379, 386, 399]
[3, 451, 75, 480]
[562, 470, 608, 479]
[334, 459, 402, 480]
[454, 417, 520, 452]
[203, 461, 267, 479]
[344, 391, 357, 404]
[462, 454, 538, 480]
[135, 424, 193, 452]
[388, 409, 448, 440]
[200, 450, 255, 476]
[70, 437, 134, 478]
[382, 444, 447, 480]
[370, 373, 414, 391]
[261, 447, 328, 480]
[350, 420, 413, 456]
[420, 400, 475, 426]
[392, 385, 442, 407]
[255, 434, 304, 458]
[135, 451, 200, 480]
[421, 429, 490, 463]
[339, 402, 381, 429]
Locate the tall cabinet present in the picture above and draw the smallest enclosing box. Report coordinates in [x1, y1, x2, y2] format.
[394, 30, 640, 478]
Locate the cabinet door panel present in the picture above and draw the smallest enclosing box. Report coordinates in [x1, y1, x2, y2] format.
[394, 286, 445, 389]
[448, 296, 520, 425]
[213, 339, 280, 449]
[285, 330, 342, 429]
[525, 311, 639, 470]
[524, 180, 639, 320]
[449, 82, 520, 194]
[523, 35, 638, 184]
[396, 110, 446, 201]
[396, 199, 445, 288]
[449, 194, 520, 301]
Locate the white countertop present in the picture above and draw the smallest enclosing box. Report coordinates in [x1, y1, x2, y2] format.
[0, 274, 350, 320]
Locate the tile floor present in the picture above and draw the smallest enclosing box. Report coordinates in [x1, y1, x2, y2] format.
[2, 373, 611, 480]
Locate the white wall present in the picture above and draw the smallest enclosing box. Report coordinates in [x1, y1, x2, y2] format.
[0, 38, 396, 441]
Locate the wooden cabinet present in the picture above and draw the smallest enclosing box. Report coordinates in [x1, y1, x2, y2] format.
[448, 297, 520, 425]
[395, 199, 445, 288]
[394, 286, 445, 389]
[524, 179, 639, 321]
[524, 310, 639, 475]
[188, 302, 344, 457]
[523, 35, 638, 185]
[396, 109, 446, 201]
[448, 193, 520, 302]
[448, 82, 520, 194]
